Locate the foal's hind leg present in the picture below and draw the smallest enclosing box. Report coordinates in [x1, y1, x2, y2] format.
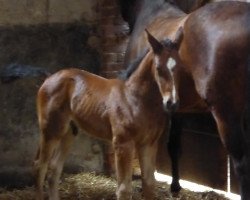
[34, 137, 60, 200]
[137, 142, 158, 200]
[34, 109, 71, 200]
[48, 128, 75, 200]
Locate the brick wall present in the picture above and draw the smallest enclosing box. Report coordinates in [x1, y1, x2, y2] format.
[99, 0, 129, 78]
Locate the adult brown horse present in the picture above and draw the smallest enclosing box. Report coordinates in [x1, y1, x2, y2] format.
[120, 0, 250, 199]
[33, 30, 183, 200]
[174, 0, 250, 13]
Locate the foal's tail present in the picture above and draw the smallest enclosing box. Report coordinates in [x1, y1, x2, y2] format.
[0, 63, 50, 83]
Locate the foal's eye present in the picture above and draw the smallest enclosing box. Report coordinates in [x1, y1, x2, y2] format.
[166, 57, 176, 70]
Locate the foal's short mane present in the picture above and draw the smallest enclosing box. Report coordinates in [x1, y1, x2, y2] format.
[119, 49, 149, 80]
[119, 38, 176, 80]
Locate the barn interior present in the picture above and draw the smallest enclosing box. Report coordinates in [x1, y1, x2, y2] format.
[0, 0, 242, 199]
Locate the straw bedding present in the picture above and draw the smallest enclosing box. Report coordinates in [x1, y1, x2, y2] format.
[0, 172, 229, 200]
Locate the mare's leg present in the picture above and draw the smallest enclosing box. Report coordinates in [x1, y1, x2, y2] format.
[212, 107, 250, 200]
[113, 134, 135, 200]
[167, 115, 182, 193]
[137, 142, 158, 200]
[47, 127, 75, 200]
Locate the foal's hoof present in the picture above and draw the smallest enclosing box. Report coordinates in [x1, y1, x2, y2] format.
[170, 182, 182, 194]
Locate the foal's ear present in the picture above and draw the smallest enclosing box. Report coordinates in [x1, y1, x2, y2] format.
[145, 29, 163, 55]
[173, 26, 184, 49]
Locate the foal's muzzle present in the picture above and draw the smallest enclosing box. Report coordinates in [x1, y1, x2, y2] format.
[163, 98, 179, 112]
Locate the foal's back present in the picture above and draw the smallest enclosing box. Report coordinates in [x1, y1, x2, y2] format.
[37, 68, 123, 140]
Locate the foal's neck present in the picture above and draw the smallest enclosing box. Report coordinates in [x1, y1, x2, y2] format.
[126, 51, 158, 95]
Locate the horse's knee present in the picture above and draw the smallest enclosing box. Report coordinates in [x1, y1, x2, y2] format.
[113, 136, 134, 172]
[116, 183, 132, 200]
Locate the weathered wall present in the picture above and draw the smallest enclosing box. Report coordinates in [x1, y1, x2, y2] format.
[0, 0, 99, 25]
[99, 0, 129, 78]
[0, 0, 106, 188]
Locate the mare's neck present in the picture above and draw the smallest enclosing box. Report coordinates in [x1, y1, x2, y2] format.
[135, 1, 185, 29]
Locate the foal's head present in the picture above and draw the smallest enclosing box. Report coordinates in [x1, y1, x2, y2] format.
[146, 27, 183, 112]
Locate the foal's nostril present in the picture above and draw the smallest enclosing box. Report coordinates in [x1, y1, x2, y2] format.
[163, 99, 173, 112]
[172, 101, 179, 111]
[166, 100, 173, 109]
[163, 99, 179, 112]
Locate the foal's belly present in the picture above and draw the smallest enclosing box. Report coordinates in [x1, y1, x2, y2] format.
[72, 113, 112, 141]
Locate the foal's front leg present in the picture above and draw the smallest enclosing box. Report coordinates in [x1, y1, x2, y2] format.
[168, 116, 182, 193]
[138, 142, 158, 200]
[113, 135, 135, 200]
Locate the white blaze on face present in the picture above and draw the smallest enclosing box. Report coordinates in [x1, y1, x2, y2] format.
[171, 83, 178, 104]
[162, 95, 171, 106]
[166, 57, 176, 70]
[154, 56, 160, 67]
[163, 57, 178, 108]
